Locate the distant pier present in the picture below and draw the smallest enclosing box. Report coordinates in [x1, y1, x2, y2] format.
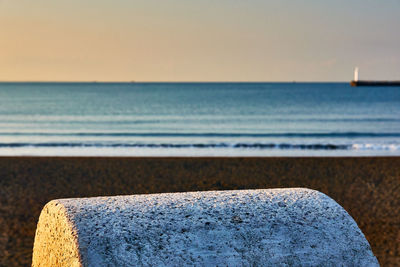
[350, 80, 400, 86]
[350, 67, 400, 86]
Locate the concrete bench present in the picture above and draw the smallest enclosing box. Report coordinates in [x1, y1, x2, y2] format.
[32, 188, 378, 266]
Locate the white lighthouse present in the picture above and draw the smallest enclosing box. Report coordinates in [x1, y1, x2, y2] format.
[354, 67, 359, 81]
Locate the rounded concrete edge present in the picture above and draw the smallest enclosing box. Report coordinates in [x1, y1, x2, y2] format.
[32, 188, 380, 266]
[32, 200, 82, 267]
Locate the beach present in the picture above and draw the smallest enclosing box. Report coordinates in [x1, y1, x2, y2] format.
[2, 0, 400, 265]
[0, 156, 399, 266]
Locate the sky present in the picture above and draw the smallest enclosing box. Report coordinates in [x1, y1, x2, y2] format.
[1, 0, 400, 82]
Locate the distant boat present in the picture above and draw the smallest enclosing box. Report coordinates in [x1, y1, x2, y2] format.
[350, 67, 400, 86]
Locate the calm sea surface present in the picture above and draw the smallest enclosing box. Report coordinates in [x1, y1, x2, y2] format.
[0, 82, 399, 156]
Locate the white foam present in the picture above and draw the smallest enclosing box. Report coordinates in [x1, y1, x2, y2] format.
[1, 145, 400, 157]
[352, 143, 400, 151]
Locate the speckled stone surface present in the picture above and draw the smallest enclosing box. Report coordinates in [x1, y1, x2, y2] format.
[32, 200, 81, 267]
[32, 188, 379, 266]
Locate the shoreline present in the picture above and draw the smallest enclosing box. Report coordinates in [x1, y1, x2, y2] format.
[1, 152, 400, 157]
[1, 156, 399, 266]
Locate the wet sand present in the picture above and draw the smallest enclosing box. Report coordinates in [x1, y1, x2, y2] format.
[0, 157, 399, 266]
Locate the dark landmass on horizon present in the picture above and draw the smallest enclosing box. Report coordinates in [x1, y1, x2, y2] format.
[0, 157, 399, 266]
[350, 80, 400, 87]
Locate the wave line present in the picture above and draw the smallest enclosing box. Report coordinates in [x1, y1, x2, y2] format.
[0, 132, 399, 138]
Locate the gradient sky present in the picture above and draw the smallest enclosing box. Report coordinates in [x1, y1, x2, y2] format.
[1, 0, 399, 81]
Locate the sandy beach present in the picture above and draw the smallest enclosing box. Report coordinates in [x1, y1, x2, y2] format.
[0, 157, 399, 266]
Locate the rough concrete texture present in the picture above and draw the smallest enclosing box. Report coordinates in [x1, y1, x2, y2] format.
[32, 188, 379, 266]
[32, 201, 81, 267]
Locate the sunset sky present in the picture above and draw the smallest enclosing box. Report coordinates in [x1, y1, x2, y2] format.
[1, 0, 399, 82]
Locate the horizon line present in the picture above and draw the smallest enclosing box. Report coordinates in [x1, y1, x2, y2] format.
[0, 80, 349, 83]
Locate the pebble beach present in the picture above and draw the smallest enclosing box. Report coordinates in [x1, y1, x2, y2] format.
[0, 156, 399, 266]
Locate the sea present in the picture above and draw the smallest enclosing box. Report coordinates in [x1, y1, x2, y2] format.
[0, 82, 399, 157]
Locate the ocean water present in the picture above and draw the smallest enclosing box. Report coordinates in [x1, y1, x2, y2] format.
[0, 82, 399, 156]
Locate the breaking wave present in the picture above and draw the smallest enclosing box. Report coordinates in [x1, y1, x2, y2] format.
[0, 132, 399, 138]
[0, 142, 398, 150]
